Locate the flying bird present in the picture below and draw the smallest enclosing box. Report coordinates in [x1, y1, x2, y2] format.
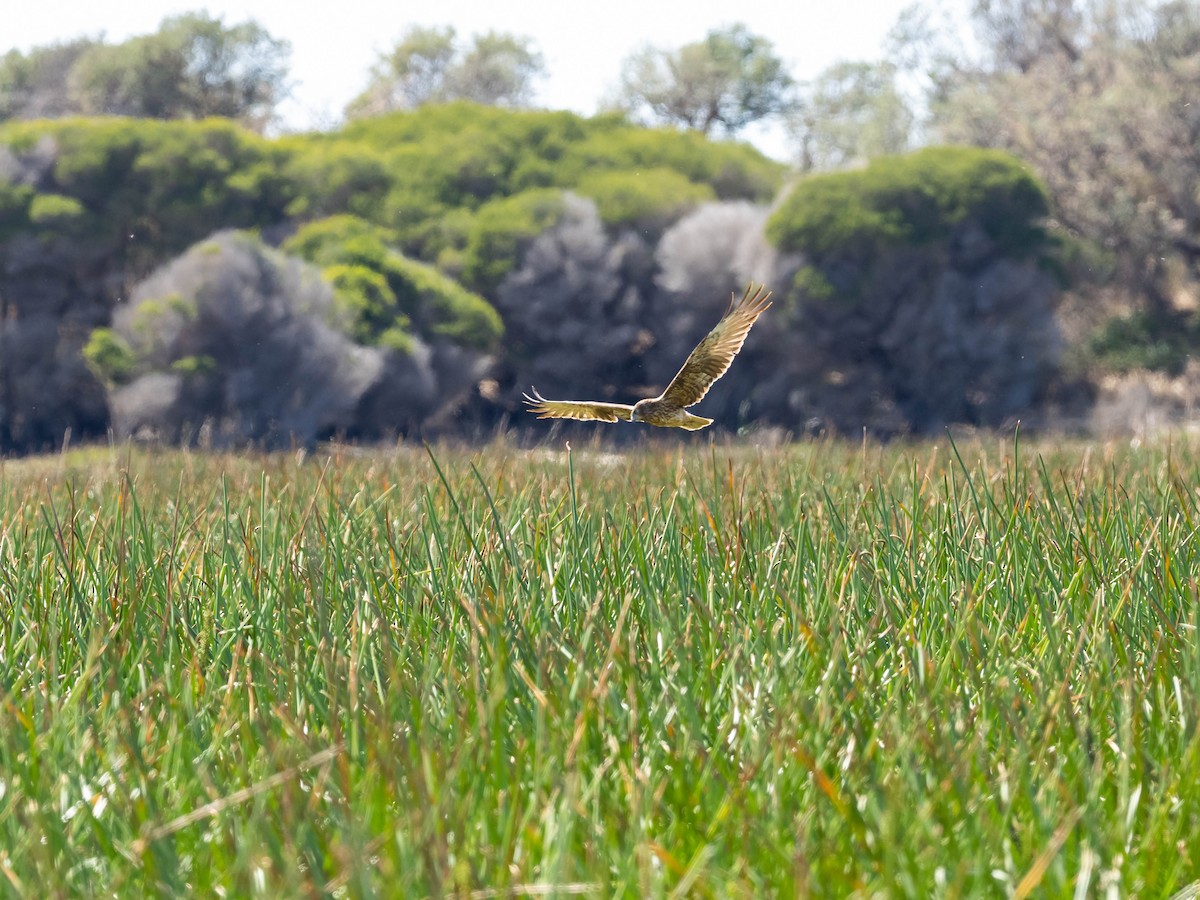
[524, 283, 771, 431]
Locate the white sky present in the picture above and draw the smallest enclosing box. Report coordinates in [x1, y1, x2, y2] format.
[6, 0, 963, 159]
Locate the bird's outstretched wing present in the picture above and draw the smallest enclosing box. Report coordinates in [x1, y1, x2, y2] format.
[659, 283, 772, 409]
[523, 388, 635, 423]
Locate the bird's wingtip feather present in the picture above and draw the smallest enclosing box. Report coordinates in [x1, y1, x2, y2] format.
[731, 282, 773, 314]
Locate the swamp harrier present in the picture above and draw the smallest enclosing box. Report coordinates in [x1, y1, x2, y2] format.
[524, 283, 771, 431]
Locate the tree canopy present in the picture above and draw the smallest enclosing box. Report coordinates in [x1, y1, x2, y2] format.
[768, 146, 1049, 274]
[0, 38, 99, 121]
[0, 13, 290, 130]
[787, 61, 914, 172]
[613, 25, 793, 135]
[345, 26, 545, 119]
[899, 0, 1200, 371]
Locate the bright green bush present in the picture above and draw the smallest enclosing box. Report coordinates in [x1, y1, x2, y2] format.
[323, 263, 406, 346]
[557, 123, 782, 201]
[170, 354, 217, 376]
[280, 141, 392, 221]
[766, 146, 1052, 308]
[286, 215, 502, 351]
[0, 117, 294, 271]
[44, 119, 141, 208]
[282, 214, 398, 267]
[27, 193, 86, 226]
[768, 146, 1049, 267]
[314, 104, 595, 255]
[0, 106, 781, 276]
[0, 106, 782, 289]
[386, 253, 503, 349]
[293, 102, 783, 254]
[335, 103, 605, 209]
[459, 188, 567, 294]
[573, 168, 714, 233]
[82, 327, 137, 385]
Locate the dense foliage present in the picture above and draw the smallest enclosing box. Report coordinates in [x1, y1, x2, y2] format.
[914, 0, 1200, 374]
[768, 146, 1049, 278]
[345, 26, 546, 118]
[573, 167, 716, 235]
[0, 13, 289, 130]
[282, 215, 503, 351]
[763, 146, 1059, 431]
[0, 116, 291, 268]
[0, 105, 785, 452]
[298, 102, 783, 258]
[0, 101, 1065, 451]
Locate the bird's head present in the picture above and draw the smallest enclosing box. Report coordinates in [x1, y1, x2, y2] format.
[630, 400, 647, 423]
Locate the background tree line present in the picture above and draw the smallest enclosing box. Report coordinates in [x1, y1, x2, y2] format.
[0, 1, 1195, 453]
[0, 13, 289, 129]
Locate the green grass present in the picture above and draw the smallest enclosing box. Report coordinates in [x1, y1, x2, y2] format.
[1, 435, 1199, 896]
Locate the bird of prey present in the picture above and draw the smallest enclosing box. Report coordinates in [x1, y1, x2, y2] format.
[524, 283, 771, 431]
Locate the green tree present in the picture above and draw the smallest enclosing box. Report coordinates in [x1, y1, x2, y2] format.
[344, 26, 456, 118]
[913, 0, 1200, 341]
[613, 24, 793, 135]
[312, 102, 783, 256]
[0, 38, 99, 121]
[459, 188, 567, 293]
[787, 61, 914, 172]
[444, 31, 545, 107]
[345, 27, 544, 119]
[970, 0, 1085, 73]
[323, 263, 408, 347]
[67, 12, 290, 130]
[768, 146, 1049, 284]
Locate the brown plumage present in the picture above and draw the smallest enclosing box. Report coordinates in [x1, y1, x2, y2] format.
[524, 283, 772, 431]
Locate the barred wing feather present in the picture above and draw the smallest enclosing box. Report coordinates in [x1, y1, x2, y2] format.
[522, 389, 635, 423]
[659, 283, 772, 410]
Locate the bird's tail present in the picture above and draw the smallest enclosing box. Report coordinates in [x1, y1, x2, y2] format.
[678, 414, 714, 431]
